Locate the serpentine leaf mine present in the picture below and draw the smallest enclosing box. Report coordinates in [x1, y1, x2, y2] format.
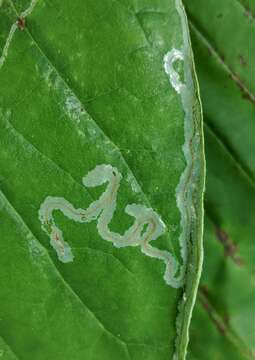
[39, 164, 183, 288]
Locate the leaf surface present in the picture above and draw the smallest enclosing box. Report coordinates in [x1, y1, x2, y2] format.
[0, 0, 204, 359]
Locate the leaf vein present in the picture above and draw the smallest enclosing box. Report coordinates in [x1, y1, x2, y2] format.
[198, 287, 255, 360]
[188, 18, 255, 106]
[204, 120, 255, 189]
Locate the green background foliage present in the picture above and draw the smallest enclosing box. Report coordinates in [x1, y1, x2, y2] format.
[184, 0, 255, 358]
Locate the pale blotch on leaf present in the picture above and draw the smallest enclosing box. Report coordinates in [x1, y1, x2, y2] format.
[39, 164, 184, 288]
[163, 48, 184, 94]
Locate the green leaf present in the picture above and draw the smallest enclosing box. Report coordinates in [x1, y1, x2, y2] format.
[0, 0, 204, 359]
[183, 0, 255, 358]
